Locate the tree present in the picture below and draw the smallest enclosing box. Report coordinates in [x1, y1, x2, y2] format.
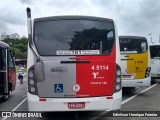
[2, 38, 28, 59]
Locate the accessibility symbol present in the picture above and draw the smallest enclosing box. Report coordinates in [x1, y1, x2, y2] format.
[54, 84, 63, 93]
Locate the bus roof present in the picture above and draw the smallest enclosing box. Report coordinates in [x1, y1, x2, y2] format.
[0, 41, 10, 48]
[34, 15, 113, 23]
[119, 36, 147, 40]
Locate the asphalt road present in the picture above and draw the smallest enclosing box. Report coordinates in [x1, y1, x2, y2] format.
[0, 78, 160, 120]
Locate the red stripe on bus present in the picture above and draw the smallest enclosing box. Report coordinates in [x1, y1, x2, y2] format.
[76, 44, 116, 97]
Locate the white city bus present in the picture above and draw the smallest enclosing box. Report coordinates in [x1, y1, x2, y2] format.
[26, 8, 122, 111]
[150, 43, 160, 82]
[119, 36, 151, 87]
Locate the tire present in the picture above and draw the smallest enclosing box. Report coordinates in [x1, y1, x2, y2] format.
[2, 82, 12, 101]
[2, 91, 10, 101]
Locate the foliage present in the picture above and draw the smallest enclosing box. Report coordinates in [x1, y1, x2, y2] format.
[2, 38, 28, 59]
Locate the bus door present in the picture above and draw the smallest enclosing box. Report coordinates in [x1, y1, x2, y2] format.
[8, 50, 16, 91]
[0, 48, 9, 95]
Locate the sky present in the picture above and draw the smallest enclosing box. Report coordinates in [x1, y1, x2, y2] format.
[0, 0, 160, 42]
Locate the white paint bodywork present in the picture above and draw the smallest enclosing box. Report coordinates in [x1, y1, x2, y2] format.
[27, 19, 122, 111]
[150, 43, 160, 82]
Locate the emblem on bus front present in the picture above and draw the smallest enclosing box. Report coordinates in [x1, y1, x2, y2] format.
[50, 67, 67, 72]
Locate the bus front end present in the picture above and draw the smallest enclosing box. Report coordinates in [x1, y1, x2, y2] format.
[26, 8, 122, 111]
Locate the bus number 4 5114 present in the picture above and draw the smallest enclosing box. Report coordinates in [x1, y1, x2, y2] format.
[91, 65, 109, 71]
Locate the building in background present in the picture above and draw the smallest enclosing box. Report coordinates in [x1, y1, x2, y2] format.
[1, 32, 9, 40]
[0, 32, 20, 40]
[10, 33, 20, 39]
[15, 59, 27, 67]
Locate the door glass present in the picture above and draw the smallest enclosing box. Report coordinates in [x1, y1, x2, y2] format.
[0, 48, 8, 94]
[34, 20, 115, 56]
[0, 48, 6, 70]
[8, 51, 14, 68]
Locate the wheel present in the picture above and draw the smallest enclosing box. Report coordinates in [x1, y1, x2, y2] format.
[2, 83, 12, 101]
[2, 91, 10, 101]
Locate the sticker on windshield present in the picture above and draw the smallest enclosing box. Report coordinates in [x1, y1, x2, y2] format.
[56, 50, 100, 55]
[120, 51, 137, 54]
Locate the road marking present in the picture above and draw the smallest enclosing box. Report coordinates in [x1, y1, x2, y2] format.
[11, 97, 27, 111]
[90, 83, 158, 120]
[2, 97, 27, 120]
[122, 83, 157, 105]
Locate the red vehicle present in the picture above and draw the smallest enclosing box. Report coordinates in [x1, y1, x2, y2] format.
[0, 41, 16, 101]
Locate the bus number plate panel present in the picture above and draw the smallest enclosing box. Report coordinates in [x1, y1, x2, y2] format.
[68, 102, 85, 109]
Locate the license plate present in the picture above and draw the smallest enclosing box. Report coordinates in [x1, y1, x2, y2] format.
[122, 75, 131, 78]
[68, 102, 85, 109]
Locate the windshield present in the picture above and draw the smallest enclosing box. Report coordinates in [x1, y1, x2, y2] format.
[150, 45, 160, 58]
[119, 37, 148, 54]
[34, 19, 115, 56]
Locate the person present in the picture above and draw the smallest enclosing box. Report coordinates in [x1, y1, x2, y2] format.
[18, 65, 24, 84]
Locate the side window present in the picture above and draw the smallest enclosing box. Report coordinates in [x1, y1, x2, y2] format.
[0, 49, 6, 70]
[8, 51, 15, 68]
